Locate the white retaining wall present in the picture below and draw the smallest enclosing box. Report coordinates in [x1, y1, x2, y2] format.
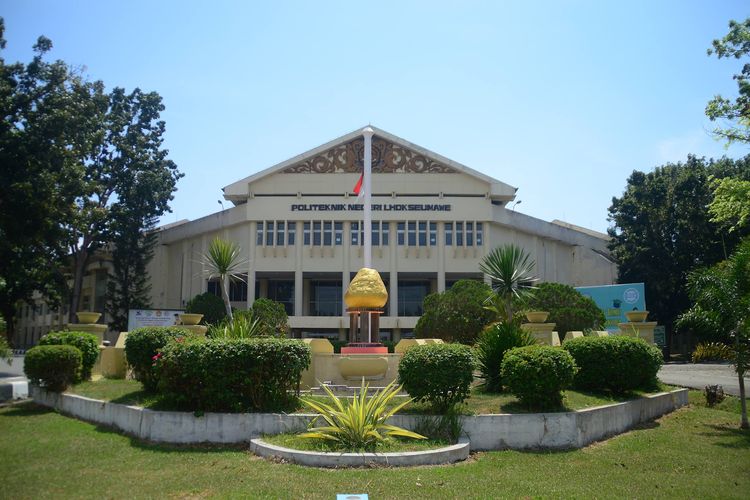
[31, 387, 688, 450]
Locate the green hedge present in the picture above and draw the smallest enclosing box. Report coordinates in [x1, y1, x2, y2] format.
[124, 327, 194, 392]
[398, 343, 474, 412]
[476, 321, 536, 392]
[562, 336, 663, 393]
[501, 345, 577, 409]
[157, 338, 311, 412]
[185, 292, 227, 325]
[24, 345, 82, 392]
[39, 331, 99, 381]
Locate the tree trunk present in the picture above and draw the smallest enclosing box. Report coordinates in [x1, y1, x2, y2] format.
[221, 275, 233, 322]
[69, 246, 90, 323]
[739, 373, 748, 430]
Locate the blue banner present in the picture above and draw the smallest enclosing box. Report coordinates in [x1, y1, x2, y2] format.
[575, 283, 646, 332]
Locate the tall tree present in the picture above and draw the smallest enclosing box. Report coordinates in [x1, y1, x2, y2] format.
[607, 156, 750, 347]
[0, 19, 102, 341]
[706, 18, 750, 146]
[66, 86, 182, 322]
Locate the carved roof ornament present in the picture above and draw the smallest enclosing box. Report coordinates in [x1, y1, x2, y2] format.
[281, 137, 457, 174]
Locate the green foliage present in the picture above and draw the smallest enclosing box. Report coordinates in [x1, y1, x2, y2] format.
[476, 320, 536, 392]
[207, 310, 262, 339]
[38, 331, 99, 381]
[501, 345, 578, 410]
[157, 338, 311, 412]
[608, 156, 750, 338]
[24, 345, 82, 392]
[562, 336, 663, 394]
[184, 292, 227, 325]
[692, 342, 734, 363]
[676, 305, 728, 344]
[0, 335, 12, 364]
[480, 245, 538, 322]
[299, 380, 425, 451]
[523, 282, 605, 339]
[201, 238, 247, 322]
[398, 343, 474, 412]
[251, 298, 289, 337]
[414, 280, 494, 344]
[705, 18, 750, 145]
[124, 326, 193, 392]
[709, 177, 750, 233]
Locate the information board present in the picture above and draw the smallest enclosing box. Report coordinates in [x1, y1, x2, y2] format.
[575, 283, 646, 332]
[127, 309, 184, 332]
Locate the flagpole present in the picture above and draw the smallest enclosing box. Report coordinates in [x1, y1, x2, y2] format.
[362, 126, 374, 343]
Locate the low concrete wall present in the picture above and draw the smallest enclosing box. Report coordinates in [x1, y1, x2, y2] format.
[31, 386, 688, 450]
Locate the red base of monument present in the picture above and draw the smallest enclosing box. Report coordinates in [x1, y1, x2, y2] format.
[341, 342, 388, 354]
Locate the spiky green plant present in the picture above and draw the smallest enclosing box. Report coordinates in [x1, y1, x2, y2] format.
[206, 310, 262, 339]
[300, 379, 426, 450]
[201, 238, 248, 322]
[480, 244, 538, 322]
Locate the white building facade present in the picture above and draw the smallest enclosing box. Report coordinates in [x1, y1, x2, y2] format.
[147, 127, 616, 340]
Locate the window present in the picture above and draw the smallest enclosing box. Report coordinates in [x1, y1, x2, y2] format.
[456, 222, 464, 246]
[323, 221, 332, 246]
[418, 221, 427, 246]
[267, 280, 295, 315]
[351, 222, 360, 246]
[256, 222, 263, 245]
[407, 221, 416, 246]
[397, 222, 405, 245]
[208, 277, 248, 302]
[310, 281, 342, 316]
[276, 221, 285, 246]
[429, 222, 437, 246]
[265, 220, 274, 246]
[334, 222, 343, 245]
[398, 281, 430, 316]
[466, 222, 474, 246]
[372, 222, 380, 246]
[445, 222, 453, 245]
[476, 222, 483, 246]
[288, 222, 296, 245]
[303, 222, 311, 245]
[382, 222, 390, 245]
[313, 221, 321, 246]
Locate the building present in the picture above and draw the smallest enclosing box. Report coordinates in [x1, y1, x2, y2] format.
[147, 126, 616, 341]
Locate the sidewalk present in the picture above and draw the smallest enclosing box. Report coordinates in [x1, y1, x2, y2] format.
[659, 362, 748, 397]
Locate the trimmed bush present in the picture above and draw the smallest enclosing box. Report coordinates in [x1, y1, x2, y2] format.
[24, 345, 82, 392]
[251, 298, 289, 337]
[185, 292, 227, 325]
[563, 335, 663, 393]
[39, 331, 99, 381]
[501, 345, 577, 409]
[476, 320, 536, 392]
[157, 338, 311, 412]
[398, 343, 474, 412]
[125, 326, 194, 392]
[523, 282, 605, 340]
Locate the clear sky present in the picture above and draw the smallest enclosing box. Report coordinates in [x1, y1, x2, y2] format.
[3, 1, 748, 233]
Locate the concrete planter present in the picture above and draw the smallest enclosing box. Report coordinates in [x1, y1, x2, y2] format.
[525, 311, 550, 323]
[76, 311, 101, 324]
[179, 313, 203, 325]
[625, 310, 649, 322]
[31, 386, 688, 451]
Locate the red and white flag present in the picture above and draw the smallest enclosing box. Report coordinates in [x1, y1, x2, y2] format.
[353, 173, 364, 199]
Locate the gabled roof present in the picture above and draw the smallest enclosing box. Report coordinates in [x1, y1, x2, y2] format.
[222, 125, 517, 203]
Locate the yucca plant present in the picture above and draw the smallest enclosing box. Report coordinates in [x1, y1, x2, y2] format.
[207, 310, 262, 339]
[300, 379, 426, 451]
[201, 238, 248, 323]
[480, 244, 538, 323]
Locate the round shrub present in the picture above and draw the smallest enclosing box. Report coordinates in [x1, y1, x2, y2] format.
[398, 343, 474, 412]
[562, 336, 663, 393]
[39, 331, 99, 381]
[24, 345, 82, 392]
[501, 345, 577, 409]
[251, 298, 289, 337]
[125, 326, 193, 392]
[523, 282, 605, 340]
[476, 320, 536, 392]
[185, 292, 227, 325]
[157, 338, 311, 412]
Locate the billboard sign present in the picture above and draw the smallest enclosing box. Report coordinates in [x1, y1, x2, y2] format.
[575, 283, 646, 332]
[127, 309, 184, 332]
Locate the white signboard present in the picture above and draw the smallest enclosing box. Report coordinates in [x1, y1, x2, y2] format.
[127, 309, 184, 332]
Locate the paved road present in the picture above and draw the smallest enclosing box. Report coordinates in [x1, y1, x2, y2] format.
[659, 363, 748, 397]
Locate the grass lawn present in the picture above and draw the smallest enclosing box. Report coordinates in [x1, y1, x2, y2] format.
[69, 378, 669, 414]
[1, 391, 747, 498]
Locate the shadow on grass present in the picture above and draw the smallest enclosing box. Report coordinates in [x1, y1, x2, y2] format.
[90, 422, 250, 454]
[0, 401, 53, 417]
[699, 422, 750, 449]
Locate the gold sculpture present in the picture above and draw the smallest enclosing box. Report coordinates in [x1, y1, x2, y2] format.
[344, 268, 388, 308]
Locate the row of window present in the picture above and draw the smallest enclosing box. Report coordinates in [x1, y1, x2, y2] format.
[256, 221, 483, 247]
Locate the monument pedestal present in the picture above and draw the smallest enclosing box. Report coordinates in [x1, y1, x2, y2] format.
[67, 323, 108, 345]
[521, 323, 561, 347]
[180, 325, 208, 336]
[617, 322, 657, 344]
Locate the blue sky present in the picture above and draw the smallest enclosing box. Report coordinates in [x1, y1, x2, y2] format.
[3, 1, 748, 233]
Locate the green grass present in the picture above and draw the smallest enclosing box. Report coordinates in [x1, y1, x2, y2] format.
[0, 391, 747, 498]
[263, 433, 447, 453]
[69, 379, 672, 415]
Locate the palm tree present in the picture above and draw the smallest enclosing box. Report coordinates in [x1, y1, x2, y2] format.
[201, 238, 247, 323]
[479, 244, 538, 323]
[684, 239, 750, 429]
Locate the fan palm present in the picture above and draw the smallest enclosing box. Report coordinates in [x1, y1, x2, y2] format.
[201, 238, 247, 323]
[479, 244, 538, 322]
